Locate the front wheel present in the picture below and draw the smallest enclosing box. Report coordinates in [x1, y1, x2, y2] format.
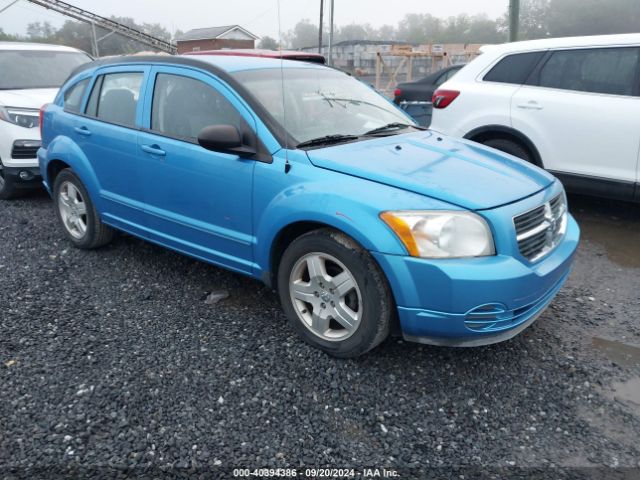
[277, 229, 393, 358]
[53, 169, 114, 249]
[0, 167, 20, 200]
[482, 138, 533, 163]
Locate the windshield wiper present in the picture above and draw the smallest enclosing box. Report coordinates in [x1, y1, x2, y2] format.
[296, 134, 360, 149]
[363, 122, 425, 136]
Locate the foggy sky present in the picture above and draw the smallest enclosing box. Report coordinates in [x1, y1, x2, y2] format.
[0, 0, 509, 39]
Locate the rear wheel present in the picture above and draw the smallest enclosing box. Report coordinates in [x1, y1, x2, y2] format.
[277, 229, 392, 358]
[483, 138, 532, 163]
[53, 169, 114, 249]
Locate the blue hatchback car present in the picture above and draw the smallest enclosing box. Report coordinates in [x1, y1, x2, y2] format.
[38, 55, 580, 357]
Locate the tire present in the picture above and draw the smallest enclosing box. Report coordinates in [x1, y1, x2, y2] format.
[483, 138, 532, 163]
[277, 228, 392, 358]
[53, 168, 114, 249]
[0, 166, 20, 200]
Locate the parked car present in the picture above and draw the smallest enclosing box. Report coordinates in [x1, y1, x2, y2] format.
[0, 42, 91, 199]
[393, 65, 465, 127]
[39, 55, 579, 357]
[393, 64, 465, 104]
[430, 34, 640, 203]
[185, 48, 326, 64]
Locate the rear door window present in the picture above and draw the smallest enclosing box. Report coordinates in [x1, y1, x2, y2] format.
[538, 47, 640, 96]
[86, 72, 144, 127]
[63, 78, 90, 114]
[483, 51, 545, 84]
[150, 73, 242, 141]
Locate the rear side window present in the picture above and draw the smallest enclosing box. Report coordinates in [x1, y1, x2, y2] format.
[484, 51, 545, 84]
[63, 78, 89, 114]
[86, 72, 143, 126]
[538, 47, 640, 96]
[151, 73, 242, 141]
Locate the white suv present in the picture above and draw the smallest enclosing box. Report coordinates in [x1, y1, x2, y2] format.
[430, 34, 640, 203]
[0, 42, 91, 199]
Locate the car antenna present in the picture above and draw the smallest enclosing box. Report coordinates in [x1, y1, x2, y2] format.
[277, 0, 291, 174]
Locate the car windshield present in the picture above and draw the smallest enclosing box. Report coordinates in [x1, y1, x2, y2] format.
[233, 67, 414, 145]
[0, 50, 91, 90]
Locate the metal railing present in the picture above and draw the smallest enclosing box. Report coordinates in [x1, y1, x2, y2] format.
[25, 0, 177, 54]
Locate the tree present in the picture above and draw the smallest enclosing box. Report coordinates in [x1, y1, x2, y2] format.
[258, 36, 278, 50]
[464, 14, 504, 43]
[498, 0, 551, 40]
[285, 19, 320, 49]
[0, 28, 17, 41]
[374, 25, 396, 41]
[335, 23, 373, 42]
[26, 21, 57, 40]
[396, 14, 442, 43]
[548, 0, 640, 37]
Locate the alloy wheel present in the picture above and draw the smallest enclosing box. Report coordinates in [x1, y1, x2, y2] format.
[58, 181, 88, 239]
[289, 252, 362, 341]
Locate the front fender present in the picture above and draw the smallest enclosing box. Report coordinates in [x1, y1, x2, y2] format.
[252, 152, 460, 275]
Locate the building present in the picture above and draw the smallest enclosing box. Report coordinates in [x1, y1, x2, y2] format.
[301, 40, 482, 77]
[176, 25, 259, 54]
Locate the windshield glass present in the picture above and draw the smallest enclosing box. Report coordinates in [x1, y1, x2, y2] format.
[0, 50, 91, 90]
[233, 67, 414, 145]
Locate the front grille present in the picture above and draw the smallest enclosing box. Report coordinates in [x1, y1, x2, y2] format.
[514, 193, 567, 262]
[11, 140, 41, 159]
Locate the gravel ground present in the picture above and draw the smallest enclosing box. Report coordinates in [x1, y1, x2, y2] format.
[1, 190, 639, 479]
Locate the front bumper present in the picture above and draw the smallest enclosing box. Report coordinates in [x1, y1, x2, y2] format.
[1, 165, 42, 187]
[372, 213, 579, 347]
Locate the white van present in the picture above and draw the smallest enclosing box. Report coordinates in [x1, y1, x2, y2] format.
[0, 42, 91, 199]
[430, 34, 640, 202]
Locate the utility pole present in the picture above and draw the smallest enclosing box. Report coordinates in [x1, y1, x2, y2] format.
[509, 0, 520, 42]
[318, 0, 323, 54]
[328, 0, 334, 66]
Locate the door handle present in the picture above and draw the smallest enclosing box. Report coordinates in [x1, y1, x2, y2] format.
[141, 144, 166, 156]
[74, 126, 91, 136]
[516, 101, 543, 110]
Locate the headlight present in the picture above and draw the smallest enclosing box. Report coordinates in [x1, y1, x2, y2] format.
[0, 106, 40, 128]
[380, 210, 495, 258]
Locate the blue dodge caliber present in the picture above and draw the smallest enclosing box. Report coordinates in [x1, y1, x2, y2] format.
[39, 56, 579, 357]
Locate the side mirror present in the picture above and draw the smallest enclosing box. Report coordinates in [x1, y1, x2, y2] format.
[197, 124, 256, 157]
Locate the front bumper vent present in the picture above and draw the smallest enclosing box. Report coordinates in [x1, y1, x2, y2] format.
[11, 140, 41, 159]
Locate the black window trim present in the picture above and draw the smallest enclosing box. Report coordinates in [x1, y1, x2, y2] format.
[526, 46, 640, 98]
[481, 50, 547, 85]
[143, 68, 272, 163]
[80, 70, 146, 130]
[66, 56, 289, 148]
[62, 77, 91, 115]
[147, 70, 249, 144]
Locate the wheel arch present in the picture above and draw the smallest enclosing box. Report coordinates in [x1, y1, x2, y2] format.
[44, 135, 101, 201]
[464, 125, 543, 167]
[266, 220, 402, 336]
[46, 159, 71, 188]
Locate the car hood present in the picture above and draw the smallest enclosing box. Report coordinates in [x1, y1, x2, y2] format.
[0, 88, 59, 109]
[305, 130, 555, 210]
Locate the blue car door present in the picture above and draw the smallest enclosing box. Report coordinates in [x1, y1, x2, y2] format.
[73, 66, 150, 230]
[136, 66, 257, 275]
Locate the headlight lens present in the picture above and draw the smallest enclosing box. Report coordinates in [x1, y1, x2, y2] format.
[380, 210, 495, 258]
[0, 106, 40, 128]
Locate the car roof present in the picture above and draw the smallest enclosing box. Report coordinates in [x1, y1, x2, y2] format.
[76, 54, 331, 75]
[184, 49, 326, 62]
[0, 41, 86, 53]
[482, 33, 640, 55]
